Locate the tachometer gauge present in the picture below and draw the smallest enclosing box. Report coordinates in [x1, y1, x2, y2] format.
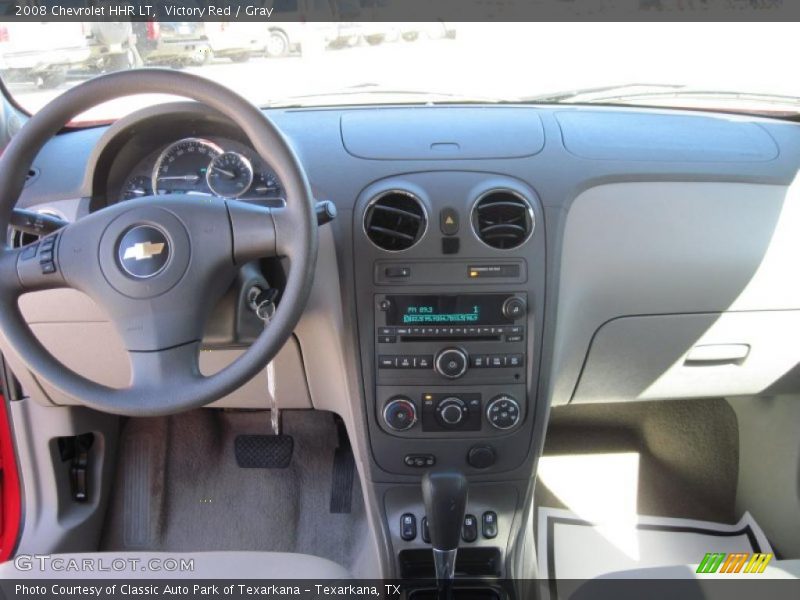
[123, 175, 152, 200]
[206, 152, 254, 198]
[152, 138, 222, 195]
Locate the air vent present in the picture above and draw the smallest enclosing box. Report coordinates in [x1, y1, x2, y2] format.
[364, 191, 427, 251]
[10, 228, 39, 249]
[471, 190, 534, 250]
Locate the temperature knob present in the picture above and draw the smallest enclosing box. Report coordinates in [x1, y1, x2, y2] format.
[434, 347, 469, 379]
[383, 397, 417, 431]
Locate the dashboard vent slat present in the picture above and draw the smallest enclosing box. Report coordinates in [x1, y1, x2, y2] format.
[472, 190, 533, 250]
[364, 191, 427, 251]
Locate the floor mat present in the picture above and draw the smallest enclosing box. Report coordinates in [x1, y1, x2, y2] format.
[538, 507, 773, 592]
[537, 399, 739, 526]
[101, 409, 369, 574]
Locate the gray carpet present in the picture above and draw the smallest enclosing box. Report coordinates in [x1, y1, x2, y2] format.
[536, 398, 739, 524]
[101, 409, 368, 573]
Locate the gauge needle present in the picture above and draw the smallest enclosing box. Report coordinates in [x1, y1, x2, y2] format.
[158, 174, 201, 182]
[129, 189, 146, 196]
[211, 166, 236, 179]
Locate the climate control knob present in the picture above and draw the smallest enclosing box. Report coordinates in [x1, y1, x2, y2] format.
[435, 347, 469, 379]
[383, 397, 417, 431]
[437, 397, 466, 426]
[486, 395, 521, 430]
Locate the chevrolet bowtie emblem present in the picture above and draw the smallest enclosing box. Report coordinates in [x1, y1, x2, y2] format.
[122, 241, 165, 261]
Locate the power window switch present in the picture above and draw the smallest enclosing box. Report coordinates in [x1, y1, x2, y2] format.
[400, 513, 417, 541]
[421, 517, 431, 543]
[482, 511, 498, 539]
[462, 514, 478, 543]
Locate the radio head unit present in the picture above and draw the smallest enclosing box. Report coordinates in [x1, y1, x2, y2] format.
[384, 294, 515, 326]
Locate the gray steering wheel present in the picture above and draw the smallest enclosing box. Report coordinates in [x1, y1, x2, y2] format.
[0, 70, 318, 416]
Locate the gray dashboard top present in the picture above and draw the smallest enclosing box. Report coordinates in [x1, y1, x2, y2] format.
[16, 103, 800, 213]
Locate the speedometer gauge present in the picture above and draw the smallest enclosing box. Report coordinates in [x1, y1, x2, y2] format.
[206, 152, 254, 198]
[152, 138, 222, 196]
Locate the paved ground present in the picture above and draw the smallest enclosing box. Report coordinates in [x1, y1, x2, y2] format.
[5, 22, 800, 121]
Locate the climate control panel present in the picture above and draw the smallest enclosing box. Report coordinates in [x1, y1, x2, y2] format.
[379, 389, 524, 436]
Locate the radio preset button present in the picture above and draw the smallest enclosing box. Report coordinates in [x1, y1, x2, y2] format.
[379, 356, 397, 368]
[397, 356, 414, 368]
[471, 355, 487, 368]
[435, 348, 469, 379]
[415, 355, 433, 369]
[507, 354, 524, 367]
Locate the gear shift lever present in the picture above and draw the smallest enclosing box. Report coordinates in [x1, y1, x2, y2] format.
[422, 471, 468, 585]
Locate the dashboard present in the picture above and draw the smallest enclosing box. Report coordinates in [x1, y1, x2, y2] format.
[8, 99, 800, 578]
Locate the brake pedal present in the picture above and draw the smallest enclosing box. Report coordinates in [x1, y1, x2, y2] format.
[235, 434, 293, 469]
[235, 358, 294, 468]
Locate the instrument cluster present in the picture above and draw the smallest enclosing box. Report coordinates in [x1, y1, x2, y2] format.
[119, 136, 283, 203]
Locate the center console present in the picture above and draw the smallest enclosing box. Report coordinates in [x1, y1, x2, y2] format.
[376, 292, 528, 440]
[352, 172, 546, 578]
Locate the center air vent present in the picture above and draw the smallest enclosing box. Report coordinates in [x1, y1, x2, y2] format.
[363, 190, 427, 251]
[471, 190, 534, 250]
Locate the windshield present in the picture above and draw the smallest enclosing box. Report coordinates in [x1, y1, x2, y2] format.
[1, 21, 799, 122]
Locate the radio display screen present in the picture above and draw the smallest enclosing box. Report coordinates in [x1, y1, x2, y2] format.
[385, 295, 512, 326]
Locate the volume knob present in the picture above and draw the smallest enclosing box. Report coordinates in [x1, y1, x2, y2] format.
[502, 296, 527, 319]
[434, 347, 469, 379]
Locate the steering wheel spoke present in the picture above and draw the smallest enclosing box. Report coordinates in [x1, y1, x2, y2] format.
[226, 199, 280, 262]
[128, 342, 202, 390]
[0, 235, 69, 296]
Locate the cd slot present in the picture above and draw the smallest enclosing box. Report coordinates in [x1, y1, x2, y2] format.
[399, 335, 501, 343]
